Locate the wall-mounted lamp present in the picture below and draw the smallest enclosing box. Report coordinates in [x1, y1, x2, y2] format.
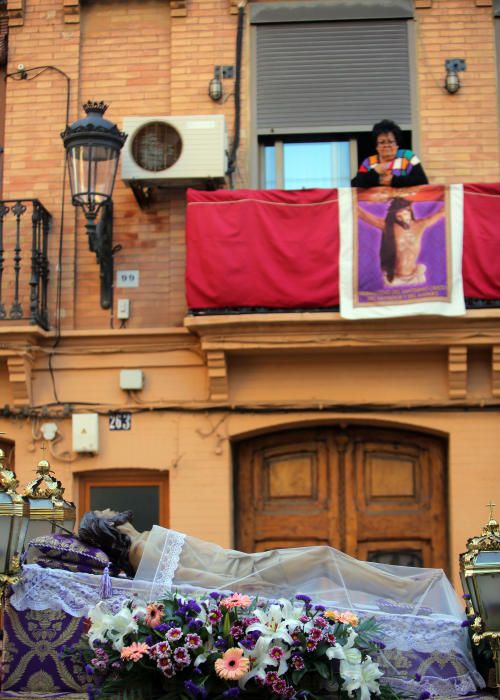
[444, 58, 466, 95]
[208, 65, 234, 102]
[208, 66, 223, 101]
[61, 102, 127, 309]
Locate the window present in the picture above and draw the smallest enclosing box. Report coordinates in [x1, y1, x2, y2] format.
[78, 469, 169, 533]
[251, 0, 414, 187]
[263, 139, 352, 189]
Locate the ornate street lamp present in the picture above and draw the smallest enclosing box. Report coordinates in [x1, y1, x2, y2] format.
[0, 448, 28, 595]
[460, 502, 500, 689]
[61, 101, 127, 309]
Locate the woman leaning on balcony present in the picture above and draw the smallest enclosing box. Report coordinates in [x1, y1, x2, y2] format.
[351, 119, 428, 188]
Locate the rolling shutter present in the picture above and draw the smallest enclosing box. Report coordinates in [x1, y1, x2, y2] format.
[255, 19, 412, 134]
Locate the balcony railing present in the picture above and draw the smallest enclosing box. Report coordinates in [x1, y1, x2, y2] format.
[0, 199, 51, 330]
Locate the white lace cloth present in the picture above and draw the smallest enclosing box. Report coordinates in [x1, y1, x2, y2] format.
[10, 564, 151, 617]
[11, 528, 188, 617]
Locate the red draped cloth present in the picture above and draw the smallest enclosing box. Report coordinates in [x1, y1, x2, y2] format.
[463, 184, 500, 299]
[185, 185, 500, 310]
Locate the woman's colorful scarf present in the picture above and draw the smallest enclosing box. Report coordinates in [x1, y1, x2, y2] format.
[359, 148, 421, 177]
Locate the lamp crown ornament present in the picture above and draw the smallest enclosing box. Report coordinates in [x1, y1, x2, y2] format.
[0, 448, 19, 495]
[83, 100, 108, 116]
[23, 457, 65, 501]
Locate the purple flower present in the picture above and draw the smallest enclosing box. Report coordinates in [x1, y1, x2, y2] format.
[264, 671, 279, 686]
[230, 623, 244, 639]
[209, 609, 223, 624]
[415, 674, 422, 682]
[462, 594, 471, 600]
[155, 624, 170, 634]
[240, 637, 256, 650]
[184, 679, 208, 698]
[209, 591, 223, 600]
[188, 618, 203, 631]
[214, 637, 228, 651]
[186, 633, 202, 649]
[166, 627, 183, 642]
[308, 627, 323, 642]
[272, 678, 287, 693]
[314, 604, 326, 612]
[296, 594, 312, 607]
[269, 645, 285, 660]
[84, 664, 94, 675]
[419, 693, 431, 699]
[178, 599, 202, 616]
[461, 620, 471, 627]
[223, 689, 240, 698]
[86, 685, 95, 700]
[173, 646, 191, 667]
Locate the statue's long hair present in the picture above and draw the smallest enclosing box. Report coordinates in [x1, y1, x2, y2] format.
[380, 197, 414, 282]
[78, 510, 134, 576]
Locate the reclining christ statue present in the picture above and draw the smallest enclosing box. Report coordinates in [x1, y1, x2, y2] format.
[11, 509, 484, 697]
[77, 509, 465, 621]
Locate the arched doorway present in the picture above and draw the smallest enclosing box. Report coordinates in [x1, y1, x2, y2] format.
[235, 425, 448, 571]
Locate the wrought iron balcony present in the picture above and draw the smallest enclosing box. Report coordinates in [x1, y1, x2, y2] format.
[0, 199, 51, 330]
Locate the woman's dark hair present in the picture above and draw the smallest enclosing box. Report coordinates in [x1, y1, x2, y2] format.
[78, 510, 135, 577]
[372, 119, 403, 148]
[380, 197, 414, 282]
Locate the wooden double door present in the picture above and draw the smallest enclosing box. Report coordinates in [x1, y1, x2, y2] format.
[236, 426, 448, 571]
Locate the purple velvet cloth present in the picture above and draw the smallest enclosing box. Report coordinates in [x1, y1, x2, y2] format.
[1, 600, 87, 693]
[376, 646, 486, 697]
[24, 533, 109, 574]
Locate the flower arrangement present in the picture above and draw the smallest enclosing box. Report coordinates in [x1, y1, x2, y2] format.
[77, 590, 407, 699]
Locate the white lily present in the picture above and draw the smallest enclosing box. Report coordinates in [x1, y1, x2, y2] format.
[106, 606, 138, 651]
[87, 603, 115, 648]
[326, 629, 362, 665]
[339, 655, 383, 700]
[239, 636, 273, 688]
[246, 598, 300, 644]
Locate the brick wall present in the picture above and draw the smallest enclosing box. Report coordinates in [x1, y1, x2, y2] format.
[1, 0, 499, 332]
[415, 0, 500, 183]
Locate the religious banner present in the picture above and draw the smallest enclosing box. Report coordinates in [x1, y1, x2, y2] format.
[339, 184, 465, 319]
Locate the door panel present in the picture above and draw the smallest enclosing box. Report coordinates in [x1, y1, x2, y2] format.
[235, 426, 448, 571]
[238, 430, 340, 552]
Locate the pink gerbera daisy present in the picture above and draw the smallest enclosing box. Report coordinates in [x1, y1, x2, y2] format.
[145, 603, 164, 628]
[120, 642, 150, 662]
[214, 647, 250, 680]
[220, 593, 252, 610]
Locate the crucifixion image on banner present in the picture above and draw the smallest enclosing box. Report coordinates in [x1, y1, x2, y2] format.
[339, 184, 465, 319]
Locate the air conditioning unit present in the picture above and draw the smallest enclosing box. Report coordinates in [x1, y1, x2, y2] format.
[121, 115, 227, 187]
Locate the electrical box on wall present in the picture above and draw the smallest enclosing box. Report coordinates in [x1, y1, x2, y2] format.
[72, 413, 99, 453]
[120, 369, 144, 391]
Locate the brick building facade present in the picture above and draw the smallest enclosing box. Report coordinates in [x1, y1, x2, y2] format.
[1, 0, 500, 589]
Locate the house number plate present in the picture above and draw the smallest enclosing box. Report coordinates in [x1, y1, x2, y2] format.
[109, 413, 132, 431]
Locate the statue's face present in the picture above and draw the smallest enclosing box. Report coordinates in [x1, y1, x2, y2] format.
[95, 508, 119, 519]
